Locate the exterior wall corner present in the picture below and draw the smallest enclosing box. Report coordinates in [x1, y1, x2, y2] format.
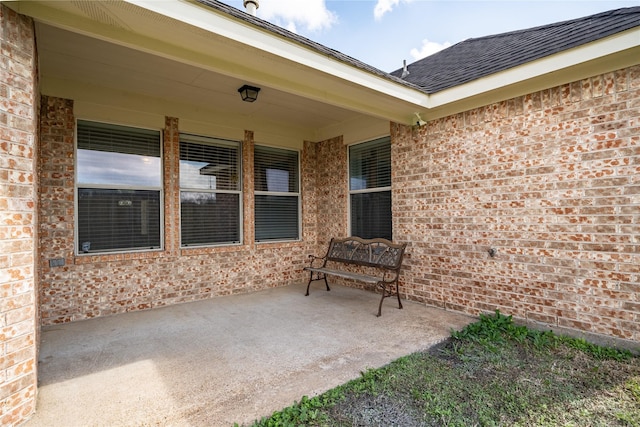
[0, 5, 39, 425]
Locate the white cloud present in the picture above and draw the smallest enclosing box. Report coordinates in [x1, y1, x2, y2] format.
[374, 0, 414, 21]
[410, 39, 452, 60]
[258, 0, 337, 32]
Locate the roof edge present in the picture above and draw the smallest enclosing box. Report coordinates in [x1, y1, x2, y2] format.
[422, 27, 640, 120]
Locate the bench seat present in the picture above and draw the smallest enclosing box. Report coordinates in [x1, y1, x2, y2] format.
[304, 266, 381, 284]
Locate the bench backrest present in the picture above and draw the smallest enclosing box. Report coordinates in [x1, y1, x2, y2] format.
[326, 237, 406, 270]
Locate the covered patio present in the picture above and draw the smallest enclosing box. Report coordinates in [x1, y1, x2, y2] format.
[26, 285, 473, 426]
[2, 2, 638, 425]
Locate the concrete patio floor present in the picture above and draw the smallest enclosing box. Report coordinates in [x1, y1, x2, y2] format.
[25, 284, 474, 427]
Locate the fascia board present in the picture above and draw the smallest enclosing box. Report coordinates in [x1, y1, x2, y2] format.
[425, 27, 640, 117]
[10, 0, 427, 124]
[125, 0, 428, 107]
[10, 0, 637, 126]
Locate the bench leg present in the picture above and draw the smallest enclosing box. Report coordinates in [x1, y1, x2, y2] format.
[377, 282, 387, 317]
[377, 292, 385, 317]
[305, 272, 330, 296]
[395, 281, 403, 310]
[377, 281, 403, 317]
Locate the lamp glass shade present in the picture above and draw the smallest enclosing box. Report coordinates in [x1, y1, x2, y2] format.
[238, 85, 260, 102]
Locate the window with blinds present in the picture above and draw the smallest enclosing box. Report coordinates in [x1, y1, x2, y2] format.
[76, 120, 162, 254]
[179, 134, 241, 246]
[349, 136, 392, 240]
[254, 145, 300, 242]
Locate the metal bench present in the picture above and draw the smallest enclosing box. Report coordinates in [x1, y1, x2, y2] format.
[304, 237, 407, 316]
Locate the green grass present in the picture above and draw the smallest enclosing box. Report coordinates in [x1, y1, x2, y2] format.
[239, 311, 640, 427]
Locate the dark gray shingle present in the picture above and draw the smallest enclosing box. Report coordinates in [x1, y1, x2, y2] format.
[195, 0, 422, 91]
[196, 2, 639, 95]
[390, 7, 640, 93]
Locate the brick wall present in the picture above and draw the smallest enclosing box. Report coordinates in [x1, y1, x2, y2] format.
[39, 97, 75, 322]
[314, 136, 348, 245]
[38, 96, 315, 325]
[32, 42, 640, 352]
[301, 140, 319, 250]
[0, 5, 38, 426]
[393, 65, 640, 344]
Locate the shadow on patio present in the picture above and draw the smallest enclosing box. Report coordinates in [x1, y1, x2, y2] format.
[26, 284, 474, 427]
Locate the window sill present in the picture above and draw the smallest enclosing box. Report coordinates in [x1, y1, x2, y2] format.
[74, 247, 165, 264]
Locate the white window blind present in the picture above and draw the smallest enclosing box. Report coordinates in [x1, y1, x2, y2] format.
[76, 120, 162, 253]
[349, 137, 392, 240]
[254, 145, 300, 242]
[180, 134, 241, 246]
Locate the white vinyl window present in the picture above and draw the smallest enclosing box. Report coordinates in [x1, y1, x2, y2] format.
[179, 134, 242, 246]
[254, 145, 300, 242]
[76, 120, 163, 254]
[349, 136, 392, 240]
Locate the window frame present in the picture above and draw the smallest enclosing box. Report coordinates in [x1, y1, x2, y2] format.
[253, 144, 301, 243]
[74, 119, 164, 256]
[348, 136, 392, 240]
[179, 133, 243, 248]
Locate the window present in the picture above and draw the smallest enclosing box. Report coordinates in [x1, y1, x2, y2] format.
[349, 137, 392, 240]
[254, 145, 300, 242]
[180, 134, 241, 246]
[76, 120, 162, 254]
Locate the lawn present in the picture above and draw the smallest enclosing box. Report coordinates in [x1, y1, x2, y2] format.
[241, 311, 640, 427]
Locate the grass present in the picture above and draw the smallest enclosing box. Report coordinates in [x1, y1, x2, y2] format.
[239, 311, 640, 427]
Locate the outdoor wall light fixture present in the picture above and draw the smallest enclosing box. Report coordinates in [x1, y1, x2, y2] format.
[238, 84, 260, 102]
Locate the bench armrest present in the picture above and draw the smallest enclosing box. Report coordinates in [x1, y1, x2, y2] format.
[380, 268, 400, 284]
[307, 254, 326, 268]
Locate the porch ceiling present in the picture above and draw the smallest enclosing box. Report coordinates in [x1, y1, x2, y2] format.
[36, 23, 359, 134]
[13, 0, 424, 143]
[15, 0, 639, 141]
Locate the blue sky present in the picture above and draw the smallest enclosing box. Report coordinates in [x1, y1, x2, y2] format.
[217, 0, 639, 72]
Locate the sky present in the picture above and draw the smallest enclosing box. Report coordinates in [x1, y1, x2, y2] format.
[217, 0, 639, 72]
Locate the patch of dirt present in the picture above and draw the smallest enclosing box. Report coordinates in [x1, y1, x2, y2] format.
[328, 393, 425, 427]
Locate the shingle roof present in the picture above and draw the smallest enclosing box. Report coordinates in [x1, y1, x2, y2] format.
[196, 0, 423, 91]
[196, 2, 639, 95]
[390, 7, 640, 93]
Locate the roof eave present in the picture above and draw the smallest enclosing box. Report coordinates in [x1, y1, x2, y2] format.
[7, 0, 638, 128]
[422, 27, 640, 120]
[124, 0, 428, 124]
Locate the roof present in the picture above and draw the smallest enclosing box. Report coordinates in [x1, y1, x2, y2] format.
[390, 6, 640, 93]
[198, 2, 639, 96]
[196, 0, 423, 91]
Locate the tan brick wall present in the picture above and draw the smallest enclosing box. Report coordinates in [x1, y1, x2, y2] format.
[39, 97, 75, 322]
[393, 65, 640, 343]
[314, 136, 349, 245]
[0, 5, 38, 425]
[163, 116, 181, 255]
[301, 140, 318, 251]
[39, 65, 639, 345]
[31, 42, 640, 351]
[38, 97, 315, 325]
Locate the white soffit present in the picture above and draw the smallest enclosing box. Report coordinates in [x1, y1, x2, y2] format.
[7, 0, 640, 126]
[427, 27, 640, 119]
[131, 0, 639, 121]
[8, 0, 427, 125]
[127, 0, 426, 104]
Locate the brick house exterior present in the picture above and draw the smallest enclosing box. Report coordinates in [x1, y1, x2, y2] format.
[38, 101, 316, 324]
[0, 5, 39, 426]
[1, 1, 639, 425]
[313, 67, 640, 341]
[390, 71, 640, 339]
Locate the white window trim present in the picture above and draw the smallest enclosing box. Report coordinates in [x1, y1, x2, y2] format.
[74, 119, 165, 256]
[254, 144, 302, 244]
[347, 136, 392, 239]
[178, 133, 243, 248]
